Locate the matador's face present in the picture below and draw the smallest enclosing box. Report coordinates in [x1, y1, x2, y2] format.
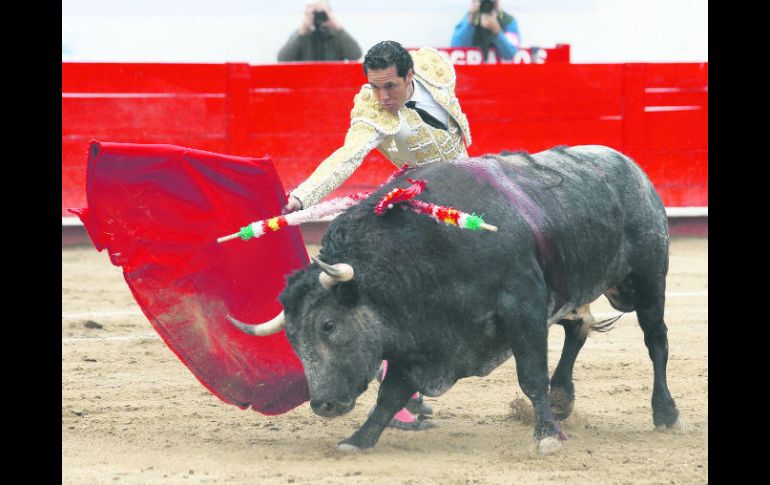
[366, 65, 414, 114]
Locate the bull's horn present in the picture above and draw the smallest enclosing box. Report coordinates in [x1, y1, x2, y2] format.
[312, 257, 355, 289]
[226, 310, 286, 336]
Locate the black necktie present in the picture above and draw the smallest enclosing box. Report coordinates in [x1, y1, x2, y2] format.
[405, 101, 448, 131]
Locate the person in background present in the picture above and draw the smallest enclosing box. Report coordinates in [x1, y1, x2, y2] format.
[277, 0, 362, 62]
[451, 0, 520, 62]
[282, 41, 473, 430]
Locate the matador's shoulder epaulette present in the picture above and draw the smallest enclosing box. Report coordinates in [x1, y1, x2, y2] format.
[411, 47, 456, 90]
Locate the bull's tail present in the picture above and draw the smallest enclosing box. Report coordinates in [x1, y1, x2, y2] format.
[563, 305, 625, 338]
[590, 313, 624, 333]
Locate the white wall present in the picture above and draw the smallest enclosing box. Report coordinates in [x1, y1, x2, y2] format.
[62, 0, 708, 64]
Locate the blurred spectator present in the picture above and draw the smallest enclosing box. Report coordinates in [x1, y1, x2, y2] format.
[451, 0, 520, 62]
[277, 0, 362, 62]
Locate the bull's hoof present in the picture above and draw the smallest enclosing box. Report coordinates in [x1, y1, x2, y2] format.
[337, 442, 362, 452]
[655, 415, 686, 433]
[538, 436, 563, 455]
[548, 387, 575, 421]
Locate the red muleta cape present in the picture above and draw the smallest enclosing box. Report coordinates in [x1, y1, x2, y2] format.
[70, 141, 310, 415]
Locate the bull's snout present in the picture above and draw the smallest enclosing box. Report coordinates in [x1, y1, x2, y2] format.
[310, 399, 356, 417]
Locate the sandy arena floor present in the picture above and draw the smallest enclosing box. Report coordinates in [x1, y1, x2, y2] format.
[62, 237, 707, 485]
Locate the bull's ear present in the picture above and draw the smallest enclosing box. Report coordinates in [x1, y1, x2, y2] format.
[333, 279, 360, 306]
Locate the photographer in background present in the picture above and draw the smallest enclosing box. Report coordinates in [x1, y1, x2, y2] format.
[277, 0, 362, 62]
[450, 0, 520, 62]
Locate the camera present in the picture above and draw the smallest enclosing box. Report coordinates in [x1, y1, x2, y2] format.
[479, 0, 495, 14]
[313, 10, 328, 28]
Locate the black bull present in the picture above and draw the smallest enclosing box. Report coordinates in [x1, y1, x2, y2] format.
[230, 145, 684, 453]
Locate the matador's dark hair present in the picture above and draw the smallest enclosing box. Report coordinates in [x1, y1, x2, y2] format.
[363, 41, 414, 78]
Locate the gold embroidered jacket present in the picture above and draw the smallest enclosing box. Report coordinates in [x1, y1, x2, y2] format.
[290, 47, 472, 208]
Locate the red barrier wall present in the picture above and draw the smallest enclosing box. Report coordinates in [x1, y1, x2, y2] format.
[62, 60, 707, 217]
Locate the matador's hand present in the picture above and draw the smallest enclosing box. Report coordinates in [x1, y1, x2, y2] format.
[282, 196, 303, 214]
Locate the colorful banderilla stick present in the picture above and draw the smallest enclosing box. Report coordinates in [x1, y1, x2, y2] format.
[404, 198, 498, 232]
[216, 192, 369, 243]
[375, 178, 497, 232]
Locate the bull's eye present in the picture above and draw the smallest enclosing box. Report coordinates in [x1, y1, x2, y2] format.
[322, 320, 335, 333]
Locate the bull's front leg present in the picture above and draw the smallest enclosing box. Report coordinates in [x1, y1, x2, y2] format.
[337, 364, 414, 451]
[509, 316, 568, 455]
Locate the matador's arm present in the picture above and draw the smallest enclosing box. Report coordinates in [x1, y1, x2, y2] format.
[289, 122, 385, 209]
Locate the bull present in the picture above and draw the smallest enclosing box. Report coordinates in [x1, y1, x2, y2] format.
[228, 145, 685, 454]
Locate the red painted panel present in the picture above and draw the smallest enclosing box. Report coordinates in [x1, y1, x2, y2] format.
[248, 63, 365, 90]
[271, 153, 398, 191]
[244, 132, 347, 160]
[457, 65, 624, 124]
[62, 97, 227, 135]
[644, 90, 708, 108]
[637, 149, 708, 184]
[62, 165, 86, 190]
[635, 149, 708, 207]
[62, 60, 708, 217]
[456, 63, 624, 93]
[468, 120, 624, 155]
[643, 63, 708, 89]
[62, 140, 93, 167]
[62, 62, 228, 93]
[62, 166, 88, 214]
[246, 90, 355, 133]
[644, 110, 708, 150]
